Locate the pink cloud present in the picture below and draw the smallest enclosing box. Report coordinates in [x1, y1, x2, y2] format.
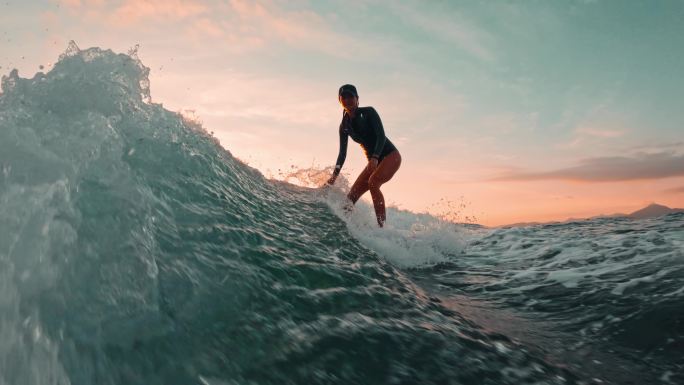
[665, 186, 684, 194]
[222, 0, 369, 58]
[50, 0, 208, 26]
[187, 18, 224, 39]
[575, 126, 624, 138]
[51, 0, 105, 8]
[111, 0, 208, 25]
[557, 123, 628, 149]
[386, 3, 495, 62]
[493, 152, 684, 182]
[47, 0, 385, 59]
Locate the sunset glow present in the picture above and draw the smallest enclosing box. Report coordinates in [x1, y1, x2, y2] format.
[3, 0, 683, 226]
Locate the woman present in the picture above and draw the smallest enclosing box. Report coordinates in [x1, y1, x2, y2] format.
[326, 84, 402, 227]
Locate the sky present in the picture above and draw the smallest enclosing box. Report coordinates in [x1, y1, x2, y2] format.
[2, 0, 683, 226]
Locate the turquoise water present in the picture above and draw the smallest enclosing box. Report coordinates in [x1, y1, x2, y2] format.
[1, 44, 682, 385]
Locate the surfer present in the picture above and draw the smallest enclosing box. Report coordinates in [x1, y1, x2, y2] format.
[325, 84, 402, 227]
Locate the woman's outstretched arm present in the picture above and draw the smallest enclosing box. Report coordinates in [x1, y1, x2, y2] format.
[327, 130, 348, 185]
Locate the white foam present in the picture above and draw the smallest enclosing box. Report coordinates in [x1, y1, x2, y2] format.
[318, 185, 470, 268]
[611, 268, 670, 295]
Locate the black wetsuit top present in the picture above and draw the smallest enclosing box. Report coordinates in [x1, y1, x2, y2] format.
[333, 106, 397, 176]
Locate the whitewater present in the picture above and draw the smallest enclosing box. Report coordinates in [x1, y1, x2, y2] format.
[1, 44, 682, 385]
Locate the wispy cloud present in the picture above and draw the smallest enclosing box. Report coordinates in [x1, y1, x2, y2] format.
[558, 125, 626, 148]
[53, 0, 375, 58]
[111, 0, 208, 24]
[186, 17, 224, 39]
[387, 3, 495, 62]
[155, 68, 337, 127]
[476, 112, 538, 135]
[50, 0, 208, 25]
[51, 0, 105, 8]
[493, 152, 684, 182]
[575, 126, 624, 138]
[665, 186, 684, 194]
[628, 141, 684, 153]
[217, 0, 372, 58]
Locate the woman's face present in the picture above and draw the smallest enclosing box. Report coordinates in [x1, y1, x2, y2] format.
[339, 94, 358, 111]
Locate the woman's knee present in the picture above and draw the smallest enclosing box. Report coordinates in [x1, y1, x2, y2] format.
[368, 177, 382, 192]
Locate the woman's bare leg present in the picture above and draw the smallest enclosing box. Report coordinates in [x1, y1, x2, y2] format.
[347, 163, 373, 204]
[368, 151, 402, 227]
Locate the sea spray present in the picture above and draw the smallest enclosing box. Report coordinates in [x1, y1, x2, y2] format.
[277, 166, 473, 268]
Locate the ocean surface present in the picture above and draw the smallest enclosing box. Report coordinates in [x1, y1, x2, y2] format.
[1, 44, 682, 385]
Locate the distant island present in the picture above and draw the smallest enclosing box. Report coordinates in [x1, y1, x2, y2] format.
[502, 203, 684, 228]
[625, 203, 684, 219]
[586, 203, 684, 220]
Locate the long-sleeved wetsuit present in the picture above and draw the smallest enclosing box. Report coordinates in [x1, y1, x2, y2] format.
[333, 106, 397, 177]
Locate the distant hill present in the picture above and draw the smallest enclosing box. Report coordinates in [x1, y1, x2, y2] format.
[589, 203, 684, 221]
[499, 203, 683, 228]
[626, 203, 684, 219]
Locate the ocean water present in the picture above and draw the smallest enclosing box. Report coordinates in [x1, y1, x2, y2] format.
[1, 44, 682, 385]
